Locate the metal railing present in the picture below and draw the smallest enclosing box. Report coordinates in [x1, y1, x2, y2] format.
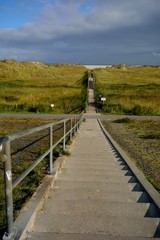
[0, 112, 84, 239]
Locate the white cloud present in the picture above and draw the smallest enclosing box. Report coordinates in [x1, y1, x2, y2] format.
[0, 0, 160, 64]
[152, 51, 160, 56]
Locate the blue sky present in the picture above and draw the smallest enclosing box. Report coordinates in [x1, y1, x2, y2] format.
[0, 0, 160, 65]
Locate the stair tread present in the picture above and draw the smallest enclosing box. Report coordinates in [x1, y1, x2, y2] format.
[57, 173, 136, 183]
[27, 232, 159, 240]
[60, 168, 130, 176]
[42, 199, 158, 218]
[54, 180, 142, 191]
[33, 213, 160, 238]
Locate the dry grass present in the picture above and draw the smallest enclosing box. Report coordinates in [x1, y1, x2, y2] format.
[102, 118, 160, 192]
[0, 60, 87, 113]
[95, 65, 160, 115]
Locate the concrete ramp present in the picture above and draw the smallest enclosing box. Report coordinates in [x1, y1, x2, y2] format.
[26, 118, 160, 239]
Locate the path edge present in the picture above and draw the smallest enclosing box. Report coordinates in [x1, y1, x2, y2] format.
[98, 119, 160, 212]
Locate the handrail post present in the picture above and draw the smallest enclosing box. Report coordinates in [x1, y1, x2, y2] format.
[74, 117, 76, 135]
[70, 118, 72, 140]
[77, 118, 79, 133]
[49, 126, 53, 173]
[76, 118, 78, 132]
[3, 139, 14, 240]
[80, 112, 84, 126]
[63, 120, 66, 150]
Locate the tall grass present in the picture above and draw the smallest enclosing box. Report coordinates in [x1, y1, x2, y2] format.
[94, 65, 160, 115]
[0, 60, 87, 113]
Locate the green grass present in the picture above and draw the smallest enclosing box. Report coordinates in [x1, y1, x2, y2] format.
[94, 65, 160, 115]
[0, 60, 88, 113]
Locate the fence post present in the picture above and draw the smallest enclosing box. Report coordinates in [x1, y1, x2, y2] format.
[3, 139, 14, 240]
[74, 117, 76, 135]
[70, 118, 72, 141]
[49, 125, 53, 173]
[63, 120, 66, 150]
[76, 118, 78, 132]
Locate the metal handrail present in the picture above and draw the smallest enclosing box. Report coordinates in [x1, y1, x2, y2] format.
[0, 112, 84, 239]
[0, 137, 8, 155]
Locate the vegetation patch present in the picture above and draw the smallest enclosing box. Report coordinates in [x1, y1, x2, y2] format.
[94, 66, 160, 115]
[113, 118, 136, 124]
[102, 119, 160, 192]
[0, 60, 87, 114]
[140, 133, 160, 139]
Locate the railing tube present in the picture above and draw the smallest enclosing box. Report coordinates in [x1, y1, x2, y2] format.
[3, 139, 14, 240]
[63, 120, 66, 150]
[49, 126, 53, 173]
[76, 118, 78, 132]
[70, 118, 72, 140]
[74, 117, 76, 135]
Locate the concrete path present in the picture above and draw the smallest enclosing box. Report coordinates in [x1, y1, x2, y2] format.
[27, 118, 160, 239]
[24, 89, 160, 240]
[26, 88, 160, 239]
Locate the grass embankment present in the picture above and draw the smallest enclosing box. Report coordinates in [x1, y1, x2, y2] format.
[102, 118, 160, 192]
[95, 65, 160, 115]
[0, 60, 87, 113]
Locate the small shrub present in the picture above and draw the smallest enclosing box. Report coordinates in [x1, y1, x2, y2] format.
[61, 150, 71, 156]
[127, 105, 152, 115]
[113, 118, 135, 123]
[66, 140, 72, 145]
[16, 103, 28, 111]
[3, 95, 19, 102]
[28, 104, 49, 113]
[102, 103, 125, 114]
[140, 134, 160, 139]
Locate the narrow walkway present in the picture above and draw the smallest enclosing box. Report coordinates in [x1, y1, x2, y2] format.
[27, 89, 160, 239]
[87, 89, 96, 114]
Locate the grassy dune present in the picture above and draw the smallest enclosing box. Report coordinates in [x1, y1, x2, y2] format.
[95, 65, 160, 115]
[0, 60, 87, 113]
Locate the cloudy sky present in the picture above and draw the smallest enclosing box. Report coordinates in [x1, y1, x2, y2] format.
[0, 0, 160, 65]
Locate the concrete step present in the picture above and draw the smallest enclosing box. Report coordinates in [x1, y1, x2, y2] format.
[54, 180, 143, 192]
[72, 148, 112, 154]
[32, 212, 160, 238]
[57, 172, 137, 183]
[70, 145, 119, 152]
[48, 188, 150, 203]
[69, 154, 116, 159]
[63, 161, 127, 170]
[60, 168, 132, 177]
[62, 163, 129, 171]
[42, 200, 159, 218]
[64, 159, 126, 167]
[70, 149, 117, 155]
[72, 146, 112, 153]
[27, 232, 160, 240]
